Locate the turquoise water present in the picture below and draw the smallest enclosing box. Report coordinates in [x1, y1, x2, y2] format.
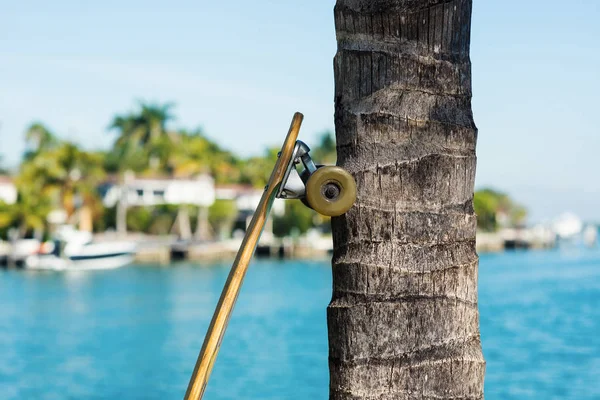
[1, 249, 599, 399]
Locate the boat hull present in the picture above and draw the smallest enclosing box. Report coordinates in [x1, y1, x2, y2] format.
[25, 253, 135, 271]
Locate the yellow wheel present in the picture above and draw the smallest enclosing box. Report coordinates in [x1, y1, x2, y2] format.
[305, 166, 356, 217]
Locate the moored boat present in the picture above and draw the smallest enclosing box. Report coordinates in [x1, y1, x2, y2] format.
[25, 226, 136, 271]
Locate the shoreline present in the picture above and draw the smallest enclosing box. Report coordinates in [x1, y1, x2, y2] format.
[0, 228, 568, 268]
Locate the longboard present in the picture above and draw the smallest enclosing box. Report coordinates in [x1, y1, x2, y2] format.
[183, 113, 304, 400]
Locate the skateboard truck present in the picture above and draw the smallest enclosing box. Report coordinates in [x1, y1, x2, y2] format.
[277, 140, 356, 217]
[277, 140, 315, 200]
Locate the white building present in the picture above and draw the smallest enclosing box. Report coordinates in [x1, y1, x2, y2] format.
[101, 174, 215, 208]
[215, 184, 285, 216]
[0, 176, 17, 205]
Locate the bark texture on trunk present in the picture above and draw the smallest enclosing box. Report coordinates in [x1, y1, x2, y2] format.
[329, 1, 485, 399]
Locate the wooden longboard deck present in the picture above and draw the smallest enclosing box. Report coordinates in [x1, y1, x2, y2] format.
[184, 113, 304, 400]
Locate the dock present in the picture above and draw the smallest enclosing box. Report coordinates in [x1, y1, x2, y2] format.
[2, 223, 593, 268]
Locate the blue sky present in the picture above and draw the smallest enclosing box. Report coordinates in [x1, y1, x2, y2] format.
[1, 0, 599, 221]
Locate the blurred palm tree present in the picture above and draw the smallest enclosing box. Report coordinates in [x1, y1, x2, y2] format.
[107, 102, 175, 233]
[0, 155, 8, 174]
[108, 102, 246, 181]
[108, 102, 175, 172]
[311, 131, 336, 165]
[168, 129, 242, 182]
[18, 142, 106, 231]
[111, 102, 174, 147]
[0, 123, 57, 237]
[24, 122, 58, 160]
[0, 188, 51, 238]
[239, 147, 280, 188]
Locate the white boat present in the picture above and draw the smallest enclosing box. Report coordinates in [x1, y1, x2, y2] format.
[25, 226, 136, 271]
[552, 212, 583, 240]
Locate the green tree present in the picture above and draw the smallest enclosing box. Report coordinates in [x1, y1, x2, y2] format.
[108, 102, 174, 172]
[126, 207, 154, 233]
[208, 200, 237, 238]
[473, 190, 498, 231]
[0, 123, 59, 237]
[107, 102, 176, 234]
[0, 155, 8, 174]
[273, 201, 315, 237]
[474, 188, 527, 231]
[107, 103, 244, 184]
[0, 187, 52, 238]
[18, 141, 106, 230]
[239, 147, 280, 188]
[312, 131, 337, 165]
[24, 122, 58, 159]
[167, 129, 241, 182]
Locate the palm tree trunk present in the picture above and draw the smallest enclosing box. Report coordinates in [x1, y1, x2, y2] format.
[194, 206, 213, 241]
[172, 206, 193, 240]
[79, 205, 94, 232]
[329, 1, 484, 399]
[117, 187, 127, 236]
[117, 172, 134, 237]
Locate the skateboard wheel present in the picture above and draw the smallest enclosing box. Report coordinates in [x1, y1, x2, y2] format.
[305, 166, 356, 217]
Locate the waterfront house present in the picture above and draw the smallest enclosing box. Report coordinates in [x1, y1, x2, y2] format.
[101, 174, 216, 208]
[99, 177, 285, 240]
